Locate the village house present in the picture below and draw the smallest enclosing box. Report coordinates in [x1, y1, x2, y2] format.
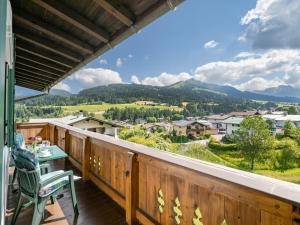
[229, 111, 263, 117]
[30, 115, 122, 137]
[222, 117, 244, 135]
[205, 111, 264, 132]
[173, 120, 218, 137]
[205, 114, 232, 131]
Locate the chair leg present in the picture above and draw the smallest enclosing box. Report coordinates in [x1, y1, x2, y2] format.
[11, 170, 18, 193]
[12, 168, 17, 185]
[50, 195, 55, 204]
[32, 200, 47, 225]
[69, 180, 78, 215]
[11, 193, 22, 225]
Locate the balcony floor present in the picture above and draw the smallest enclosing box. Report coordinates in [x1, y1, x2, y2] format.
[6, 159, 127, 225]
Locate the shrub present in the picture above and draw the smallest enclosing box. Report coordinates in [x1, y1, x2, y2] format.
[221, 134, 235, 144]
[169, 135, 189, 143]
[208, 142, 237, 151]
[118, 127, 147, 140]
[146, 117, 157, 123]
[127, 136, 158, 148]
[273, 138, 300, 170]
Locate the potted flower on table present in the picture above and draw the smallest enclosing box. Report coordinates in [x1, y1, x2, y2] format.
[28, 136, 43, 153]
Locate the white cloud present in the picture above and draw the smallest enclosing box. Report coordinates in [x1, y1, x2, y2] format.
[70, 68, 123, 89]
[240, 0, 300, 49]
[234, 77, 285, 91]
[116, 58, 123, 67]
[204, 40, 219, 49]
[128, 49, 300, 90]
[240, 0, 275, 25]
[136, 72, 192, 86]
[53, 82, 71, 92]
[99, 59, 108, 65]
[234, 51, 259, 59]
[128, 54, 133, 58]
[194, 49, 300, 85]
[131, 75, 141, 84]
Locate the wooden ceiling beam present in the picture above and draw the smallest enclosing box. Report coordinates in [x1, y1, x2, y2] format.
[16, 72, 50, 84]
[14, 27, 82, 63]
[16, 81, 45, 91]
[16, 66, 59, 80]
[15, 69, 56, 83]
[16, 78, 48, 89]
[16, 60, 63, 77]
[14, 9, 94, 55]
[16, 79, 45, 87]
[15, 74, 49, 86]
[93, 0, 135, 26]
[16, 50, 70, 73]
[16, 40, 76, 68]
[32, 0, 109, 42]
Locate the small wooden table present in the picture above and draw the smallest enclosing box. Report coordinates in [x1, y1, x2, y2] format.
[38, 145, 68, 163]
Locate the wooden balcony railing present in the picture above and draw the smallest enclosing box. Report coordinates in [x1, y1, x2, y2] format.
[16, 122, 300, 225]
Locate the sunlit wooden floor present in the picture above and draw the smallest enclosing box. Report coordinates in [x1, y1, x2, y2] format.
[6, 159, 127, 225]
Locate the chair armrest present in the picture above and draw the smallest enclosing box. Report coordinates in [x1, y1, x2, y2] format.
[39, 170, 74, 188]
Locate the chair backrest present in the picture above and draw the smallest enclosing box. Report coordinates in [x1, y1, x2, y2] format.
[15, 132, 25, 148]
[13, 148, 40, 197]
[16, 168, 40, 197]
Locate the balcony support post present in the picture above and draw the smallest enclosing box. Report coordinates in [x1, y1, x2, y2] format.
[125, 152, 138, 225]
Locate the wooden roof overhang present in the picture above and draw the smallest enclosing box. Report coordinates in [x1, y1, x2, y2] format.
[11, 0, 184, 92]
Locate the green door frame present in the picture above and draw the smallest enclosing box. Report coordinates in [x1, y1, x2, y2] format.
[7, 35, 15, 147]
[0, 0, 8, 224]
[0, 0, 8, 225]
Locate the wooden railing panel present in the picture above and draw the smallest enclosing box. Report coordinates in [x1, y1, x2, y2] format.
[16, 122, 299, 225]
[49, 124, 57, 145]
[90, 140, 112, 183]
[69, 134, 83, 164]
[89, 139, 127, 197]
[56, 127, 66, 150]
[137, 154, 293, 225]
[16, 123, 49, 143]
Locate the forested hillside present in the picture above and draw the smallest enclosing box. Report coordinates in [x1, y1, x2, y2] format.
[20, 81, 262, 114]
[19, 79, 300, 116]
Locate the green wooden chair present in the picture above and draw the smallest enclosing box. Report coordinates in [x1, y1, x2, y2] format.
[11, 148, 78, 225]
[10, 132, 25, 186]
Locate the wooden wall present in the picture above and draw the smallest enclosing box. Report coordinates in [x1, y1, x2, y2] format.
[17, 122, 300, 225]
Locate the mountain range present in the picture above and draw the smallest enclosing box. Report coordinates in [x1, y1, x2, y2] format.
[16, 87, 72, 98]
[167, 79, 300, 103]
[255, 85, 300, 98]
[18, 79, 300, 104]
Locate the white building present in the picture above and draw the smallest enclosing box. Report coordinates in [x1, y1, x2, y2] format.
[221, 117, 244, 135]
[263, 114, 300, 134]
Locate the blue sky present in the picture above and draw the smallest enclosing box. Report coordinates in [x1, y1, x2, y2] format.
[18, 0, 300, 94]
[88, 0, 254, 80]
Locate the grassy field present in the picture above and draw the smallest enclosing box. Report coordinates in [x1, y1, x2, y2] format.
[207, 149, 300, 183]
[255, 168, 300, 184]
[63, 102, 181, 113]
